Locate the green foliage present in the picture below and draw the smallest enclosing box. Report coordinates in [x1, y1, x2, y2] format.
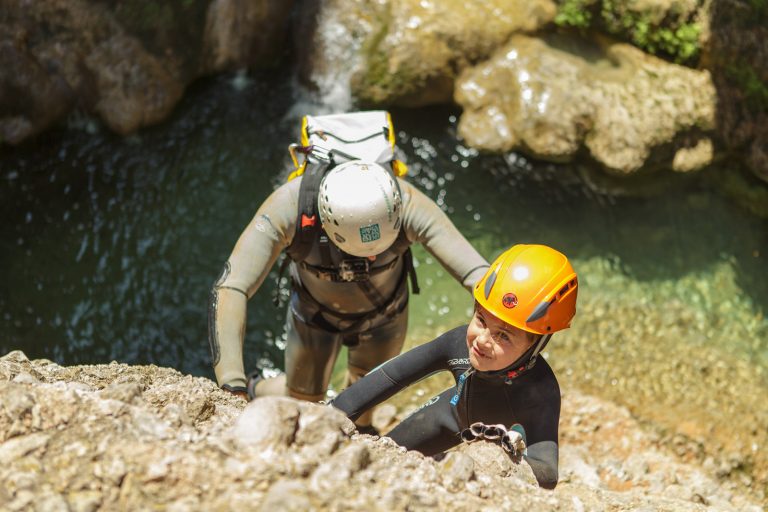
[554, 0, 702, 64]
[726, 64, 768, 112]
[635, 23, 701, 63]
[554, 0, 593, 28]
[601, 0, 701, 63]
[747, 0, 768, 16]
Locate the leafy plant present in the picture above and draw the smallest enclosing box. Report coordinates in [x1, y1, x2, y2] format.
[554, 0, 594, 28]
[554, 0, 702, 64]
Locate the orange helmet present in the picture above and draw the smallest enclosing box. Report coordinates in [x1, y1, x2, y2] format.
[473, 244, 578, 335]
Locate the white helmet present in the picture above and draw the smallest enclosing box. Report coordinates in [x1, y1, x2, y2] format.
[318, 160, 402, 257]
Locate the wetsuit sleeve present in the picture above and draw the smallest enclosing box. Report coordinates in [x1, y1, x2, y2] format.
[331, 330, 459, 421]
[526, 440, 559, 490]
[523, 393, 561, 489]
[399, 180, 489, 290]
[209, 179, 300, 388]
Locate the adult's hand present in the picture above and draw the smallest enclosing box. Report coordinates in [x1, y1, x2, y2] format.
[221, 384, 249, 401]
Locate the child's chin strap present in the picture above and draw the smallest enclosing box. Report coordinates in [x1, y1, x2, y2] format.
[526, 333, 552, 369]
[501, 333, 553, 384]
[453, 333, 556, 403]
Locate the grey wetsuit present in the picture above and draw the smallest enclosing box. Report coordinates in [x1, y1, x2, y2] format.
[209, 176, 489, 394]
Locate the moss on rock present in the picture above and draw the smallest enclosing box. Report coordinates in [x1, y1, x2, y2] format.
[554, 0, 703, 65]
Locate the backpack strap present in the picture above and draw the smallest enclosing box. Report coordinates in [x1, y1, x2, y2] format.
[403, 247, 420, 295]
[273, 158, 334, 307]
[286, 158, 334, 263]
[387, 229, 419, 295]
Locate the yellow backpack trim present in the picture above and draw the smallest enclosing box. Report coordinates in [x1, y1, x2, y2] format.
[386, 112, 396, 149]
[385, 112, 408, 177]
[288, 111, 408, 181]
[300, 116, 309, 147]
[287, 161, 306, 181]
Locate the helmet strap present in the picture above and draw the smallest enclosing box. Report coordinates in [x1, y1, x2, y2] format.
[525, 333, 552, 369]
[480, 333, 554, 384]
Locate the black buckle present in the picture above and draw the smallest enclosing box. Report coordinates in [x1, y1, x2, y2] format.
[339, 258, 370, 282]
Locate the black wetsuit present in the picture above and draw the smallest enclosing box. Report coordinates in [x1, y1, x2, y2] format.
[331, 325, 561, 489]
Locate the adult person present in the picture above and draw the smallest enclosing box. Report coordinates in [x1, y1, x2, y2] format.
[208, 155, 489, 432]
[330, 244, 578, 488]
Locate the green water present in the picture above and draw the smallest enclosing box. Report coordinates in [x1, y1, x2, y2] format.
[2, 70, 767, 408]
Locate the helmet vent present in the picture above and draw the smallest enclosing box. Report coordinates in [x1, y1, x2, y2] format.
[527, 300, 552, 323]
[484, 267, 498, 300]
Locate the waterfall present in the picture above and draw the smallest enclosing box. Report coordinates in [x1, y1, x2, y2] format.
[288, 3, 374, 118]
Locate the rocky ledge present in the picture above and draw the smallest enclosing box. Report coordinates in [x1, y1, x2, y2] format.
[0, 350, 761, 511]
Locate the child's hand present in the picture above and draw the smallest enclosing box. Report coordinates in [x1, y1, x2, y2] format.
[501, 424, 526, 462]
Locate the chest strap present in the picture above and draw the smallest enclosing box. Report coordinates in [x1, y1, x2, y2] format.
[298, 256, 400, 282]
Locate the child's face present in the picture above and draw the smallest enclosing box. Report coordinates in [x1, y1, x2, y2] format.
[466, 303, 535, 372]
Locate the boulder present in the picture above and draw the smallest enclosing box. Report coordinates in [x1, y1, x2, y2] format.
[455, 33, 716, 175]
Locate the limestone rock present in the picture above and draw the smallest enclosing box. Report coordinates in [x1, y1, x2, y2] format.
[301, 0, 556, 107]
[455, 33, 715, 175]
[0, 0, 294, 144]
[438, 451, 475, 491]
[202, 0, 295, 70]
[0, 352, 761, 511]
[453, 439, 538, 484]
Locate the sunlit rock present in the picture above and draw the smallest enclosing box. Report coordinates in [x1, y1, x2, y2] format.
[673, 138, 714, 173]
[453, 440, 538, 483]
[438, 451, 475, 491]
[0, 352, 762, 510]
[301, 0, 556, 108]
[455, 33, 715, 175]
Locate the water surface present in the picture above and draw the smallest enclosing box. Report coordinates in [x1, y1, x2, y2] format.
[1, 70, 766, 394]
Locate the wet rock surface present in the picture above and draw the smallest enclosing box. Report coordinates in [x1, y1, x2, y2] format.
[0, 350, 761, 511]
[0, 0, 292, 141]
[302, 0, 556, 106]
[3, 0, 767, 199]
[455, 33, 715, 175]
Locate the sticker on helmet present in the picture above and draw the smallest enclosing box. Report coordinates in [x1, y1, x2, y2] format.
[359, 223, 381, 243]
[502, 293, 518, 309]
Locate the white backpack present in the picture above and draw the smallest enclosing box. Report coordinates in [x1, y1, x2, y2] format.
[287, 110, 408, 180]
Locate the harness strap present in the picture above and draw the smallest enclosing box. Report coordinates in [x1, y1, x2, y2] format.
[403, 248, 420, 294]
[292, 270, 409, 334]
[356, 277, 387, 309]
[298, 256, 400, 282]
[285, 159, 333, 264]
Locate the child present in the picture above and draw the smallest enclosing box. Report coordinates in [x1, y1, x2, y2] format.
[330, 244, 578, 489]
